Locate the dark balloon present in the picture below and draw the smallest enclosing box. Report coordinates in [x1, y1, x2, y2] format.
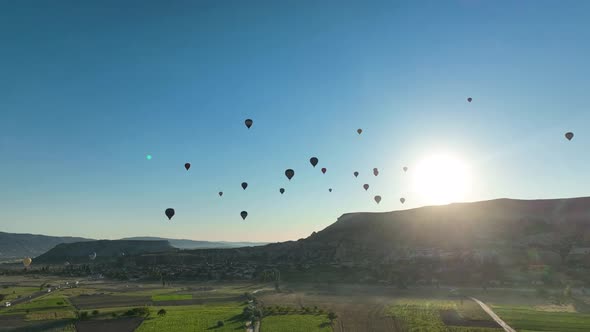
[329, 188, 332, 192]
[373, 168, 379, 176]
[184, 163, 191, 171]
[165, 208, 175, 220]
[241, 182, 248, 190]
[245, 119, 253, 129]
[467, 97, 472, 103]
[403, 167, 408, 172]
[285, 169, 295, 180]
[363, 184, 369, 191]
[400, 198, 406, 204]
[310, 157, 319, 168]
[354, 171, 359, 178]
[565, 132, 574, 141]
[357, 129, 362, 135]
[280, 188, 285, 194]
[218, 192, 223, 197]
[240, 211, 248, 220]
[321, 168, 327, 174]
[374, 195, 381, 204]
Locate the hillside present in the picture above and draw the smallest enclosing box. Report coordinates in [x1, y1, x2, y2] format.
[121, 236, 268, 249]
[34, 240, 176, 263]
[0, 232, 92, 262]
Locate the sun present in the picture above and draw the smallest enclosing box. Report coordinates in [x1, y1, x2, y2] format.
[411, 153, 472, 205]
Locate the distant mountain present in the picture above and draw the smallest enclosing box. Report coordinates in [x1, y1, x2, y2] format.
[0, 232, 93, 262]
[35, 240, 175, 263]
[121, 237, 268, 249]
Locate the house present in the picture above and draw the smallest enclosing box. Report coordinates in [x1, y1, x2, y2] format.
[5, 302, 11, 307]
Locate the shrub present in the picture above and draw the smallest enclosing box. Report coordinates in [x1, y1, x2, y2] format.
[157, 309, 167, 316]
[111, 312, 118, 318]
[217, 320, 224, 327]
[79, 311, 89, 320]
[92, 310, 99, 316]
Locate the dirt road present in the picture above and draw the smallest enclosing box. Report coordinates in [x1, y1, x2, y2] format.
[470, 297, 516, 332]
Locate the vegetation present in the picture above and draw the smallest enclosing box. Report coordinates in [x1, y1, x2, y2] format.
[262, 314, 332, 331]
[493, 305, 590, 332]
[152, 294, 192, 301]
[157, 308, 167, 316]
[135, 304, 245, 332]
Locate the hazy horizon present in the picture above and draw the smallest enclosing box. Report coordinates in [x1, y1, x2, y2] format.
[2, 1, 590, 242]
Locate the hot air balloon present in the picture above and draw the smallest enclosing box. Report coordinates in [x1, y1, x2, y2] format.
[373, 168, 379, 176]
[184, 163, 191, 171]
[329, 188, 332, 192]
[374, 195, 381, 204]
[280, 188, 285, 194]
[89, 252, 97, 260]
[354, 171, 359, 178]
[321, 168, 327, 174]
[240, 211, 248, 220]
[403, 167, 408, 172]
[218, 191, 223, 197]
[565, 132, 574, 141]
[165, 208, 175, 220]
[245, 119, 253, 129]
[285, 169, 295, 181]
[241, 182, 248, 190]
[310, 157, 319, 168]
[467, 97, 472, 103]
[400, 198, 405, 204]
[23, 257, 32, 267]
[363, 184, 369, 191]
[357, 129, 362, 135]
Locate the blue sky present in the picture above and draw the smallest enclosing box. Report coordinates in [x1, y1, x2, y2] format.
[1, 0, 589, 242]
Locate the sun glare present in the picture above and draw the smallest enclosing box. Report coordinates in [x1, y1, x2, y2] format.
[411, 153, 472, 205]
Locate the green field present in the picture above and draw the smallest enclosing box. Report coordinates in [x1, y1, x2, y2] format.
[493, 305, 590, 332]
[1, 286, 39, 301]
[152, 294, 193, 301]
[261, 314, 332, 331]
[135, 303, 246, 332]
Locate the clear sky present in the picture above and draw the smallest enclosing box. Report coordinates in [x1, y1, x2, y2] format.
[1, 1, 589, 242]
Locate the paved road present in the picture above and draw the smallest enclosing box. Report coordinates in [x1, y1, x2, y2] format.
[1, 283, 69, 309]
[470, 297, 516, 332]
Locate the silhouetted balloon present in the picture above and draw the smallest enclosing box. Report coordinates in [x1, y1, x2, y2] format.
[400, 198, 406, 204]
[245, 119, 253, 129]
[184, 163, 191, 171]
[403, 167, 408, 172]
[373, 168, 379, 176]
[285, 169, 295, 180]
[218, 192, 223, 197]
[241, 182, 248, 190]
[374, 195, 381, 204]
[354, 171, 359, 178]
[240, 211, 248, 220]
[321, 168, 327, 174]
[23, 257, 32, 267]
[565, 132, 574, 141]
[357, 129, 362, 135]
[165, 208, 175, 220]
[310, 157, 319, 168]
[280, 188, 285, 194]
[329, 188, 332, 192]
[89, 252, 97, 260]
[467, 97, 472, 103]
[363, 184, 369, 191]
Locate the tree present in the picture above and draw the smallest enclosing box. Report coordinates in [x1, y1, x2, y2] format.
[217, 320, 224, 327]
[327, 311, 338, 324]
[0, 294, 5, 302]
[92, 310, 99, 316]
[157, 309, 167, 317]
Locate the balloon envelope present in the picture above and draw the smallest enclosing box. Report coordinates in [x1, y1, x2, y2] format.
[329, 188, 332, 192]
[23, 257, 32, 267]
[184, 163, 190, 171]
[403, 167, 408, 172]
[165, 208, 175, 220]
[357, 129, 362, 135]
[241, 182, 248, 190]
[89, 252, 97, 260]
[240, 211, 248, 220]
[565, 132, 574, 141]
[363, 184, 369, 191]
[285, 169, 295, 180]
[354, 171, 359, 178]
[280, 188, 285, 194]
[245, 119, 253, 129]
[310, 157, 318, 167]
[321, 168, 327, 174]
[400, 198, 406, 204]
[374, 195, 381, 204]
[467, 97, 472, 102]
[218, 191, 223, 197]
